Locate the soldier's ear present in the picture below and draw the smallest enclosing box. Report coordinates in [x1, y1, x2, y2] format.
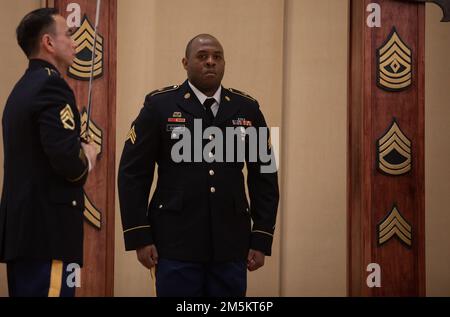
[182, 57, 188, 70]
[41, 34, 55, 54]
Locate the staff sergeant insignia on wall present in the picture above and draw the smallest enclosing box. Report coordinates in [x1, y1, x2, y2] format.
[378, 205, 412, 248]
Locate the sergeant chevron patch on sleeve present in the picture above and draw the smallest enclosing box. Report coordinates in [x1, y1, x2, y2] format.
[60, 104, 76, 131]
[127, 125, 137, 144]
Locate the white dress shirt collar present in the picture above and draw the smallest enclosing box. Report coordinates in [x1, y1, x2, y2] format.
[188, 81, 222, 106]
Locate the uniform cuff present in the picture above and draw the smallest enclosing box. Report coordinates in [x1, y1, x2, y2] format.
[123, 225, 154, 251]
[250, 230, 274, 256]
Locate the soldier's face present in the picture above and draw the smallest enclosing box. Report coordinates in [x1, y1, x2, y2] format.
[183, 37, 225, 94]
[51, 15, 77, 69]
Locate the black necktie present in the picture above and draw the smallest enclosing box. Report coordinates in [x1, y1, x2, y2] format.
[203, 98, 216, 125]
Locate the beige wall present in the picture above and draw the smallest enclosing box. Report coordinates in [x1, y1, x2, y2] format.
[1, 0, 449, 297]
[281, 0, 348, 296]
[0, 0, 42, 297]
[425, 4, 450, 297]
[115, 0, 284, 297]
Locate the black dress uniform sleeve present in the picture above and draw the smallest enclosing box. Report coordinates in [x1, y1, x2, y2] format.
[37, 76, 89, 186]
[247, 104, 279, 256]
[118, 96, 161, 250]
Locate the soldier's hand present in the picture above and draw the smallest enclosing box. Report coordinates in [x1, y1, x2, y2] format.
[247, 249, 265, 272]
[136, 244, 159, 270]
[81, 142, 98, 171]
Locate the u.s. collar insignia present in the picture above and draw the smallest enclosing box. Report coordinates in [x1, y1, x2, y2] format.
[60, 104, 75, 130]
[44, 67, 59, 77]
[377, 27, 412, 92]
[127, 125, 137, 144]
[377, 119, 412, 176]
[68, 15, 104, 81]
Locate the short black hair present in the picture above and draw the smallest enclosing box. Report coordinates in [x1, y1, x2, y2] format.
[16, 8, 58, 58]
[185, 34, 219, 58]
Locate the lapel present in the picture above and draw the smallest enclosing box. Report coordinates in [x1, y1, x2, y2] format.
[176, 81, 205, 119]
[214, 87, 241, 126]
[176, 81, 242, 126]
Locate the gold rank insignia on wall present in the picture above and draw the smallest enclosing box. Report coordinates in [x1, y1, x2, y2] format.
[68, 16, 104, 81]
[377, 27, 412, 92]
[60, 104, 75, 130]
[378, 205, 412, 247]
[127, 125, 137, 144]
[80, 109, 103, 155]
[377, 119, 412, 176]
[84, 192, 101, 229]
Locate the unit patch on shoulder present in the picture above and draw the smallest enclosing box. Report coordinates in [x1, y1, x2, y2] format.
[60, 104, 75, 130]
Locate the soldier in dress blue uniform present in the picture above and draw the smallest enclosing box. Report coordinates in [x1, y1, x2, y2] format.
[118, 34, 279, 297]
[0, 8, 98, 297]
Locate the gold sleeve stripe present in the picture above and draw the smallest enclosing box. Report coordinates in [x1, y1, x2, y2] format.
[48, 260, 63, 297]
[252, 230, 274, 238]
[124, 225, 151, 234]
[79, 148, 88, 166]
[150, 267, 157, 297]
[67, 165, 88, 183]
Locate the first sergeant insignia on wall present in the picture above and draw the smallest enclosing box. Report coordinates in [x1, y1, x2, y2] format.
[377, 27, 412, 92]
[68, 15, 104, 81]
[377, 119, 412, 176]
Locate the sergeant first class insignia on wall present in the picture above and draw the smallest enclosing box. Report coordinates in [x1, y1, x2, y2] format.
[377, 27, 412, 92]
[68, 16, 104, 81]
[377, 119, 412, 176]
[60, 104, 75, 130]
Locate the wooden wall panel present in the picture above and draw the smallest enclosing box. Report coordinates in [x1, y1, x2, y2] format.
[52, 0, 116, 297]
[349, 0, 425, 296]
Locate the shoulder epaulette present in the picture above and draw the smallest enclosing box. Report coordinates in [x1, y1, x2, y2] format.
[149, 85, 180, 97]
[227, 88, 257, 102]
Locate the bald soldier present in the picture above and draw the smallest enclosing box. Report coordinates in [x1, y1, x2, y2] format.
[118, 34, 279, 297]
